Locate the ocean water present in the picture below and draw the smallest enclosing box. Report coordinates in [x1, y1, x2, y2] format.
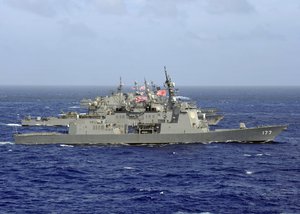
[0, 86, 299, 213]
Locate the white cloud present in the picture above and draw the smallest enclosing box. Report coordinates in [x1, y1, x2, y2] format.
[202, 0, 255, 14]
[2, 0, 255, 19]
[92, 0, 127, 15]
[3, 0, 59, 17]
[140, 0, 179, 18]
[2, 0, 128, 17]
[1, 0, 300, 86]
[58, 19, 98, 39]
[188, 25, 285, 42]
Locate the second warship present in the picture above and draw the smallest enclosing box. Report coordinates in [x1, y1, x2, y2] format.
[21, 78, 223, 127]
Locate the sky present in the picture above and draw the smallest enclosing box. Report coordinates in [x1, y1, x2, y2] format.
[0, 0, 299, 86]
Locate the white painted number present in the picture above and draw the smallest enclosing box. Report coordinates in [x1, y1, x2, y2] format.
[262, 130, 272, 135]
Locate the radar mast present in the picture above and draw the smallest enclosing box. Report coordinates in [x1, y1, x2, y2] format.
[164, 66, 176, 108]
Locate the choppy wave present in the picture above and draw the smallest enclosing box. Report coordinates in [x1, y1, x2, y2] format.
[6, 123, 22, 127]
[0, 141, 14, 145]
[60, 144, 74, 147]
[245, 170, 254, 175]
[0, 122, 22, 127]
[69, 106, 80, 109]
[123, 166, 134, 170]
[0, 86, 299, 213]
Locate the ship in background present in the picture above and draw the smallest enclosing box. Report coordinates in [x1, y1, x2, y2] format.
[21, 77, 224, 127]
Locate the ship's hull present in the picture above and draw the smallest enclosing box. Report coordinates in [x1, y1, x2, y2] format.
[14, 125, 287, 145]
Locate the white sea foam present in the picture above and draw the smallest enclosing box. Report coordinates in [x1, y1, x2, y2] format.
[139, 187, 152, 192]
[6, 123, 21, 127]
[175, 96, 191, 101]
[256, 154, 263, 156]
[69, 106, 80, 109]
[245, 170, 253, 175]
[123, 166, 134, 170]
[0, 141, 14, 145]
[60, 144, 74, 147]
[243, 154, 252, 157]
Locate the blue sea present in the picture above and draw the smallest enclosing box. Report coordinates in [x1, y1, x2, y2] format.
[0, 86, 299, 213]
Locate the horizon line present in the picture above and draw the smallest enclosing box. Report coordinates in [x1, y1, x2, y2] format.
[0, 84, 299, 87]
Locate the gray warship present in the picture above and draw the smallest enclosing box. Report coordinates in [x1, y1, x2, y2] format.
[15, 68, 287, 145]
[21, 78, 223, 126]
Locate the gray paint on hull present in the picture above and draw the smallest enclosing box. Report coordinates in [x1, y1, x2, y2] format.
[14, 125, 287, 145]
[22, 115, 224, 126]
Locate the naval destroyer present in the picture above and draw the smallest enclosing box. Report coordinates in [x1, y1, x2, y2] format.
[15, 68, 287, 145]
[21, 79, 223, 126]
